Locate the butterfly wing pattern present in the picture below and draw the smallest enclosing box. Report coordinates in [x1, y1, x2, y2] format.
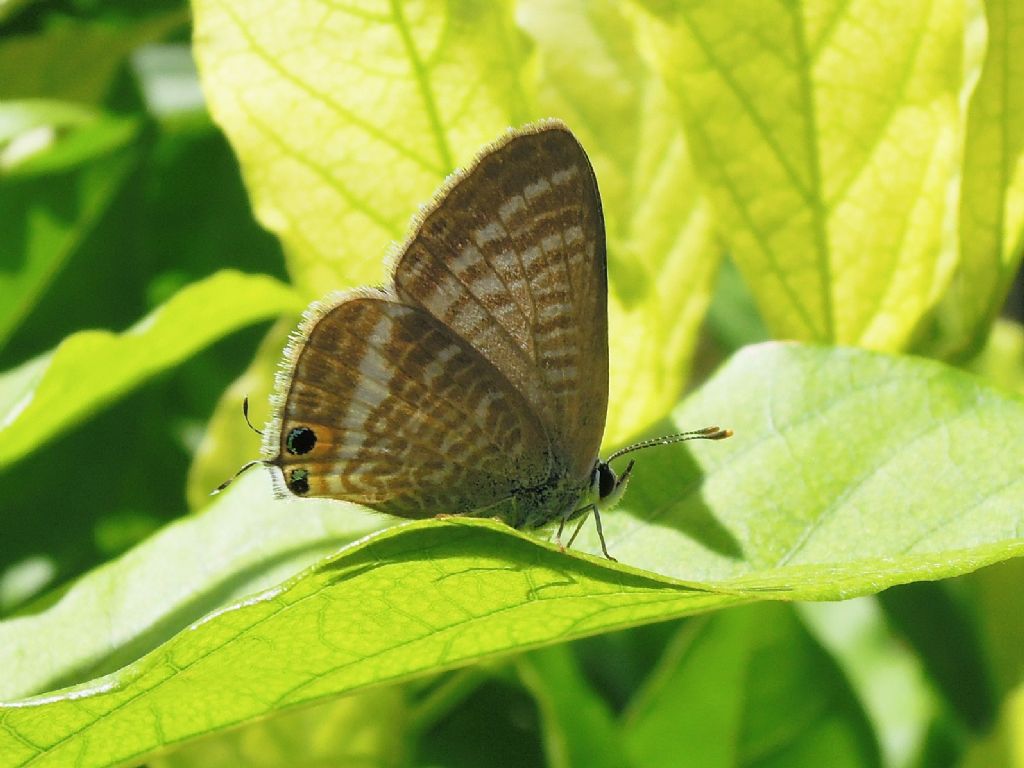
[265, 120, 609, 531]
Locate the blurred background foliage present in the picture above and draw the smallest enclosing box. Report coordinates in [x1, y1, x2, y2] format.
[1, 0, 287, 594]
[1, 0, 1023, 766]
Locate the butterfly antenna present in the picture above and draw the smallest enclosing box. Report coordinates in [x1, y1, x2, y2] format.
[605, 426, 733, 465]
[210, 460, 265, 495]
[209, 398, 267, 495]
[242, 396, 264, 436]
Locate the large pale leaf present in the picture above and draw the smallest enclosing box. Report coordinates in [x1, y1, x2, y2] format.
[643, 0, 974, 350]
[191, 0, 533, 295]
[571, 344, 1024, 588]
[0, 270, 301, 469]
[2, 343, 1023, 767]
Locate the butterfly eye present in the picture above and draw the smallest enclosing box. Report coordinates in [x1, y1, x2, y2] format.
[286, 427, 316, 455]
[288, 469, 310, 495]
[597, 462, 616, 500]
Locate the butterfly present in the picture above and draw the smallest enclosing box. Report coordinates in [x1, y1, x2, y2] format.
[221, 120, 730, 560]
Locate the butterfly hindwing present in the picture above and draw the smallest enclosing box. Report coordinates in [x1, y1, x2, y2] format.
[267, 294, 553, 518]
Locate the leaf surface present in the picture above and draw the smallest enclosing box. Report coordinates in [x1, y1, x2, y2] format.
[2, 343, 1022, 767]
[622, 605, 879, 768]
[0, 270, 301, 468]
[644, 0, 974, 349]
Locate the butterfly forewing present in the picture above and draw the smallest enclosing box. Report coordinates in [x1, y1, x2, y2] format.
[269, 295, 552, 518]
[393, 123, 608, 482]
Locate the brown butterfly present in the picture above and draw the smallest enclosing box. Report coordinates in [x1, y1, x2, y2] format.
[221, 120, 730, 560]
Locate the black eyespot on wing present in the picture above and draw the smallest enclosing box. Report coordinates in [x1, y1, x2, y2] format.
[289, 469, 310, 495]
[286, 426, 316, 455]
[597, 462, 616, 499]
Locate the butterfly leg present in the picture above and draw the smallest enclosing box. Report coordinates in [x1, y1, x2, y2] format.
[564, 506, 592, 550]
[557, 505, 616, 560]
[555, 507, 591, 552]
[555, 515, 569, 549]
[589, 505, 616, 562]
[557, 507, 589, 557]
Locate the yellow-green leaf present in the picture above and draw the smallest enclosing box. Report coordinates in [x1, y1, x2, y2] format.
[644, 0, 973, 350]
[192, 0, 532, 296]
[938, 0, 1024, 356]
[2, 343, 1023, 767]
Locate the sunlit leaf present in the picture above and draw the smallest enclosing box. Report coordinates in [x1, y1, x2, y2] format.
[937, 0, 1024, 357]
[643, 0, 975, 350]
[2, 343, 1022, 767]
[192, 0, 532, 295]
[521, 0, 722, 445]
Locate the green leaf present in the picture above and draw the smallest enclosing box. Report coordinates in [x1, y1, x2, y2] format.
[707, 256, 772, 352]
[2, 343, 1023, 766]
[800, 600, 936, 767]
[0, 270, 302, 469]
[967, 558, 1024, 698]
[936, 0, 1024, 356]
[878, 582, 996, 732]
[149, 689, 409, 768]
[643, 1, 974, 350]
[967, 318, 1024, 397]
[0, 104, 140, 351]
[192, 0, 533, 295]
[960, 681, 1024, 768]
[518, 645, 627, 768]
[0, 101, 141, 177]
[621, 605, 880, 767]
[0, 472, 385, 701]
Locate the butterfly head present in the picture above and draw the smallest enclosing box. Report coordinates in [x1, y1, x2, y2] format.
[592, 458, 634, 513]
[211, 396, 295, 496]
